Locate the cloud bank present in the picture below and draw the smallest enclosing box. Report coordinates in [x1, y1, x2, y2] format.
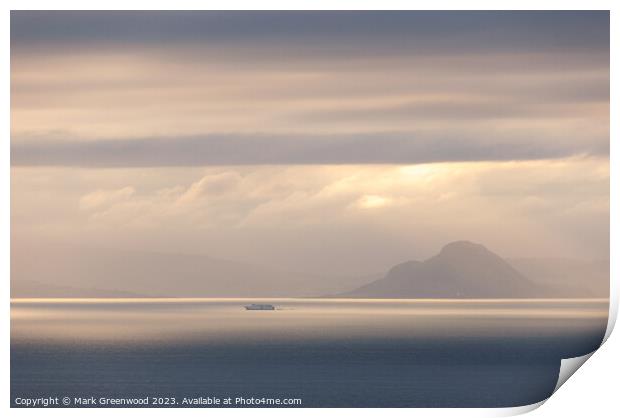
[11, 132, 609, 167]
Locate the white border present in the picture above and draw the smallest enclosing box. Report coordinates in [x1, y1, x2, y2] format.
[2, 2, 616, 417]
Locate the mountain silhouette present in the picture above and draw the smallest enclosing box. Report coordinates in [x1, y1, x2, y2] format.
[339, 241, 541, 298]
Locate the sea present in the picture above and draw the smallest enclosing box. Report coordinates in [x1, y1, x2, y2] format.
[10, 298, 608, 408]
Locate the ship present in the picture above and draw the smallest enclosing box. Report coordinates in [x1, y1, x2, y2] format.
[244, 303, 276, 311]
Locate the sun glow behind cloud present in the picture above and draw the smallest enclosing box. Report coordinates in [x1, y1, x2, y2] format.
[357, 195, 392, 209]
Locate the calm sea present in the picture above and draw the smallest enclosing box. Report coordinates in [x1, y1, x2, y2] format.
[11, 298, 608, 408]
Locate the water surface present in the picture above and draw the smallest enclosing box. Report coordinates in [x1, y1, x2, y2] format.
[11, 298, 608, 407]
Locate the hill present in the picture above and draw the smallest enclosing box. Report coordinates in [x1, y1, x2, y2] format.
[339, 241, 542, 298]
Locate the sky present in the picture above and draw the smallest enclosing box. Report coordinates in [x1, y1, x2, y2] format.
[10, 11, 609, 277]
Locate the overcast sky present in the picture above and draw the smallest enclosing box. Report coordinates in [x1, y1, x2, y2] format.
[11, 11, 609, 277]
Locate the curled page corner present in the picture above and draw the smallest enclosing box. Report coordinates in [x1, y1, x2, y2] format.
[549, 289, 620, 396]
[553, 352, 595, 394]
[498, 400, 546, 416]
[496, 351, 598, 417]
[505, 298, 615, 415]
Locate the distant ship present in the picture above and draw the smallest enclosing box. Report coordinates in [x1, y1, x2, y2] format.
[244, 303, 276, 311]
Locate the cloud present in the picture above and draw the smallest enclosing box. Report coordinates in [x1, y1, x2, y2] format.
[176, 171, 243, 206]
[356, 195, 392, 209]
[297, 95, 608, 123]
[186, 171, 241, 196]
[11, 157, 609, 275]
[68, 157, 608, 232]
[11, 11, 609, 56]
[10, 13, 608, 152]
[79, 186, 135, 210]
[10, 131, 609, 167]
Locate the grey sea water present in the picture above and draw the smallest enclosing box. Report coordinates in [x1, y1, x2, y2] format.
[11, 298, 608, 407]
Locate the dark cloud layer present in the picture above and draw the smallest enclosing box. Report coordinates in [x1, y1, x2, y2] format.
[11, 133, 609, 167]
[11, 11, 609, 56]
[10, 11, 610, 167]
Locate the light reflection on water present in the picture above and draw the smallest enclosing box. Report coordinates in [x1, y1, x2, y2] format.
[11, 298, 609, 407]
[11, 298, 608, 343]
